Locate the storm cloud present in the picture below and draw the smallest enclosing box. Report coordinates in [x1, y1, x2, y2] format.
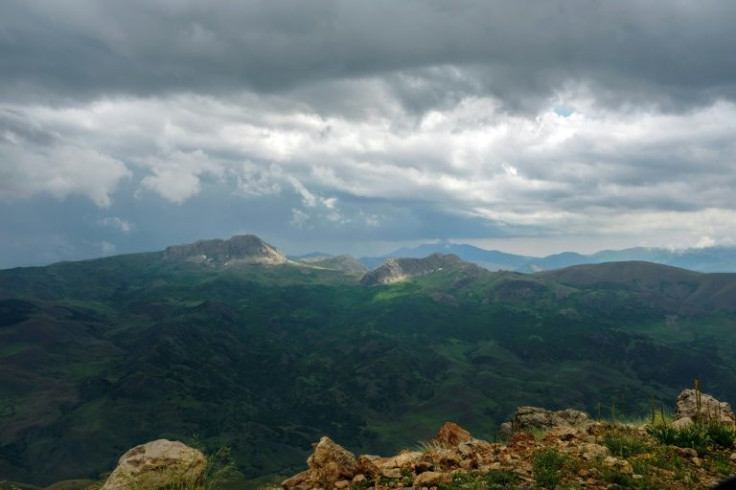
[2, 1, 736, 267]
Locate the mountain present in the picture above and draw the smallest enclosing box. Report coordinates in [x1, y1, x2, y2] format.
[2, 236, 736, 486]
[164, 234, 286, 266]
[360, 253, 480, 285]
[360, 243, 531, 270]
[523, 246, 736, 273]
[361, 242, 736, 273]
[296, 255, 368, 274]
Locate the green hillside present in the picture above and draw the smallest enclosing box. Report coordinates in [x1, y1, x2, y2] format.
[1, 251, 736, 485]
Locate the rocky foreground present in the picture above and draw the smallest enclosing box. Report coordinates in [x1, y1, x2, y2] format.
[32, 389, 735, 490]
[282, 390, 736, 490]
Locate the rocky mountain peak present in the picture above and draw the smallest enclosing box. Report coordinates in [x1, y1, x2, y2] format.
[360, 253, 466, 285]
[163, 234, 286, 266]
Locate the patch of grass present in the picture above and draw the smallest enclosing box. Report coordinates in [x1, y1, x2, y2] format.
[648, 421, 736, 455]
[600, 426, 649, 458]
[709, 450, 733, 476]
[483, 470, 520, 488]
[705, 422, 736, 449]
[533, 447, 567, 489]
[599, 467, 644, 489]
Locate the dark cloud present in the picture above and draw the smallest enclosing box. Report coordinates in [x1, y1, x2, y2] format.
[2, 1, 736, 113]
[3, 1, 736, 267]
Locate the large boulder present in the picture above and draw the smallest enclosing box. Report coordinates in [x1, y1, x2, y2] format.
[101, 439, 206, 490]
[501, 406, 591, 438]
[675, 389, 735, 425]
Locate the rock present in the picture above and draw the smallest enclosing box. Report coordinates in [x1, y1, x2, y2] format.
[307, 437, 359, 486]
[281, 471, 310, 490]
[360, 254, 475, 286]
[101, 439, 206, 490]
[675, 389, 736, 425]
[602, 456, 633, 475]
[380, 468, 402, 479]
[542, 426, 577, 443]
[377, 450, 422, 469]
[579, 443, 610, 461]
[164, 234, 287, 266]
[357, 455, 381, 479]
[283, 437, 359, 490]
[671, 416, 694, 430]
[434, 422, 474, 447]
[509, 432, 536, 446]
[413, 471, 451, 487]
[509, 406, 590, 434]
[499, 422, 513, 440]
[675, 447, 698, 459]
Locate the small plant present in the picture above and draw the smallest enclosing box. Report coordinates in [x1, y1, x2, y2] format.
[484, 470, 520, 488]
[533, 447, 567, 489]
[709, 450, 733, 476]
[416, 439, 445, 454]
[705, 422, 736, 449]
[648, 420, 736, 455]
[200, 446, 238, 490]
[600, 427, 649, 458]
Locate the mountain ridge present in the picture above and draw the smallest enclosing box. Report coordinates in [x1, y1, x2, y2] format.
[358, 242, 736, 273]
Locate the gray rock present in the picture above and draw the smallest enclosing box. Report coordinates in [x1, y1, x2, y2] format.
[509, 406, 591, 433]
[164, 234, 286, 266]
[675, 389, 735, 425]
[101, 439, 206, 490]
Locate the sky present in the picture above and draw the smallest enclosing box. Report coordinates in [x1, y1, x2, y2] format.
[2, 0, 736, 268]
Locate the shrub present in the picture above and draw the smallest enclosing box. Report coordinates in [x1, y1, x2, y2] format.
[648, 421, 736, 455]
[600, 427, 649, 458]
[533, 447, 567, 488]
[484, 470, 520, 488]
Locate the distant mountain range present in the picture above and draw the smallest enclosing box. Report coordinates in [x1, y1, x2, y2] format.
[352, 242, 736, 273]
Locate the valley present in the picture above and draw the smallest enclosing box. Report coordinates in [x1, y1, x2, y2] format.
[1, 236, 735, 486]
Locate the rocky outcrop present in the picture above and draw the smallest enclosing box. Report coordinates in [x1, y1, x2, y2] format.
[360, 253, 469, 285]
[282, 423, 501, 490]
[101, 439, 205, 490]
[674, 389, 736, 426]
[163, 234, 286, 266]
[499, 406, 591, 438]
[282, 416, 735, 490]
[281, 436, 360, 490]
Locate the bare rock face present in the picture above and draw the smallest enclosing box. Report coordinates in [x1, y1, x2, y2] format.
[164, 234, 287, 266]
[675, 389, 736, 425]
[502, 406, 591, 437]
[360, 253, 467, 285]
[101, 439, 206, 490]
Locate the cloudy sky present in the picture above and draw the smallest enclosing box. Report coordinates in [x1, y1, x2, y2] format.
[2, 0, 736, 268]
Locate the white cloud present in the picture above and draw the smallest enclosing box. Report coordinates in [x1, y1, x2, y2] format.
[5, 89, 736, 249]
[290, 208, 309, 229]
[100, 217, 134, 234]
[0, 131, 130, 207]
[138, 149, 224, 203]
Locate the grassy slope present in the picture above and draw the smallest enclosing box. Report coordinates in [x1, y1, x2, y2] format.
[0, 256, 735, 485]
